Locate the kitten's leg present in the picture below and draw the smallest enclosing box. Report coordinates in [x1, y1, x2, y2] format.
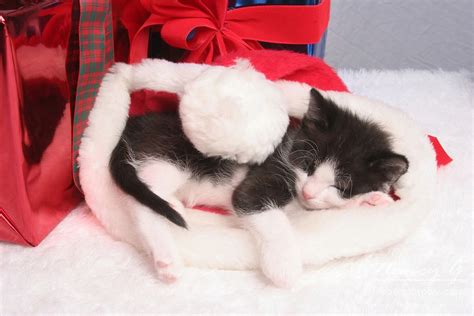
[241, 208, 302, 288]
[232, 173, 302, 287]
[133, 160, 190, 283]
[132, 203, 184, 283]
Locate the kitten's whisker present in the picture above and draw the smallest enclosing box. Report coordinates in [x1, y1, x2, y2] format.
[293, 139, 319, 154]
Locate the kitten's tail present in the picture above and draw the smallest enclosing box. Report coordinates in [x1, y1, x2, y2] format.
[109, 139, 187, 228]
[80, 59, 207, 231]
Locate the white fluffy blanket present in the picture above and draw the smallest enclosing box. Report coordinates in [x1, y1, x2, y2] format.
[1, 70, 471, 314]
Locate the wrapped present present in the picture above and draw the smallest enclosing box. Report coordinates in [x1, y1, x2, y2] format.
[119, 0, 330, 63]
[0, 0, 82, 245]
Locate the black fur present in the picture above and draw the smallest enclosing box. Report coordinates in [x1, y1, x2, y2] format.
[232, 132, 298, 213]
[110, 89, 409, 226]
[116, 113, 237, 182]
[110, 112, 238, 227]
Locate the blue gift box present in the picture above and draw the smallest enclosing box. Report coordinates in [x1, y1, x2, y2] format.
[229, 0, 327, 58]
[148, 0, 328, 61]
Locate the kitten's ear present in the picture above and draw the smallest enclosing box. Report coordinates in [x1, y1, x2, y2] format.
[368, 153, 409, 184]
[304, 88, 332, 130]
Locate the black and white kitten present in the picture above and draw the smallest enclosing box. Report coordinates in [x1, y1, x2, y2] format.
[109, 88, 408, 286]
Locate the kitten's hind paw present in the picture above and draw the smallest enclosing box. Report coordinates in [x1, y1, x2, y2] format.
[155, 261, 182, 284]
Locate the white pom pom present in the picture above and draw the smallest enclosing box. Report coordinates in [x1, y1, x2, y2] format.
[179, 59, 289, 164]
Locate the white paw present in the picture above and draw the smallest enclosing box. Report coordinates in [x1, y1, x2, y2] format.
[147, 216, 184, 284]
[356, 191, 394, 207]
[259, 240, 302, 288]
[154, 260, 182, 284]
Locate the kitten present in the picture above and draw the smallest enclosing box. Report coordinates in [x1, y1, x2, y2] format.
[109, 88, 408, 287]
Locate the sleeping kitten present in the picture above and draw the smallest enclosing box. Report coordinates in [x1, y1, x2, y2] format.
[109, 88, 408, 287]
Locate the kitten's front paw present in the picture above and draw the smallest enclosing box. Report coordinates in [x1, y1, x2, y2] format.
[260, 241, 302, 288]
[355, 191, 394, 207]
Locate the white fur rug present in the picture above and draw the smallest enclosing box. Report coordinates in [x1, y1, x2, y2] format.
[1, 70, 472, 314]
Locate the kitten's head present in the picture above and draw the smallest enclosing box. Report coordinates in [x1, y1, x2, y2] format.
[290, 89, 409, 209]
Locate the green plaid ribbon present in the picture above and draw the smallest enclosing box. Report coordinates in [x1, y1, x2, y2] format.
[72, 0, 114, 189]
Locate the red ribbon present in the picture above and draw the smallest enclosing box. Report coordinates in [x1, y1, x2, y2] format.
[129, 0, 330, 63]
[428, 135, 453, 167]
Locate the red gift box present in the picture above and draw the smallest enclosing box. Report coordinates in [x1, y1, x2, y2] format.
[0, 0, 83, 246]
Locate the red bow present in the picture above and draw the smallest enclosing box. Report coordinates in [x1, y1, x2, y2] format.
[129, 0, 330, 63]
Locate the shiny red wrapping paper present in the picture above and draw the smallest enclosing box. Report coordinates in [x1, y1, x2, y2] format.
[0, 0, 82, 246]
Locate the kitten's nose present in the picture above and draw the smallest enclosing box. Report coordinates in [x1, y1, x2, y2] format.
[303, 189, 313, 200]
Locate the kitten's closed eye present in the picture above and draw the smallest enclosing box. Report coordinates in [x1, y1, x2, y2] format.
[332, 181, 352, 198]
[289, 155, 316, 176]
[302, 159, 316, 175]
